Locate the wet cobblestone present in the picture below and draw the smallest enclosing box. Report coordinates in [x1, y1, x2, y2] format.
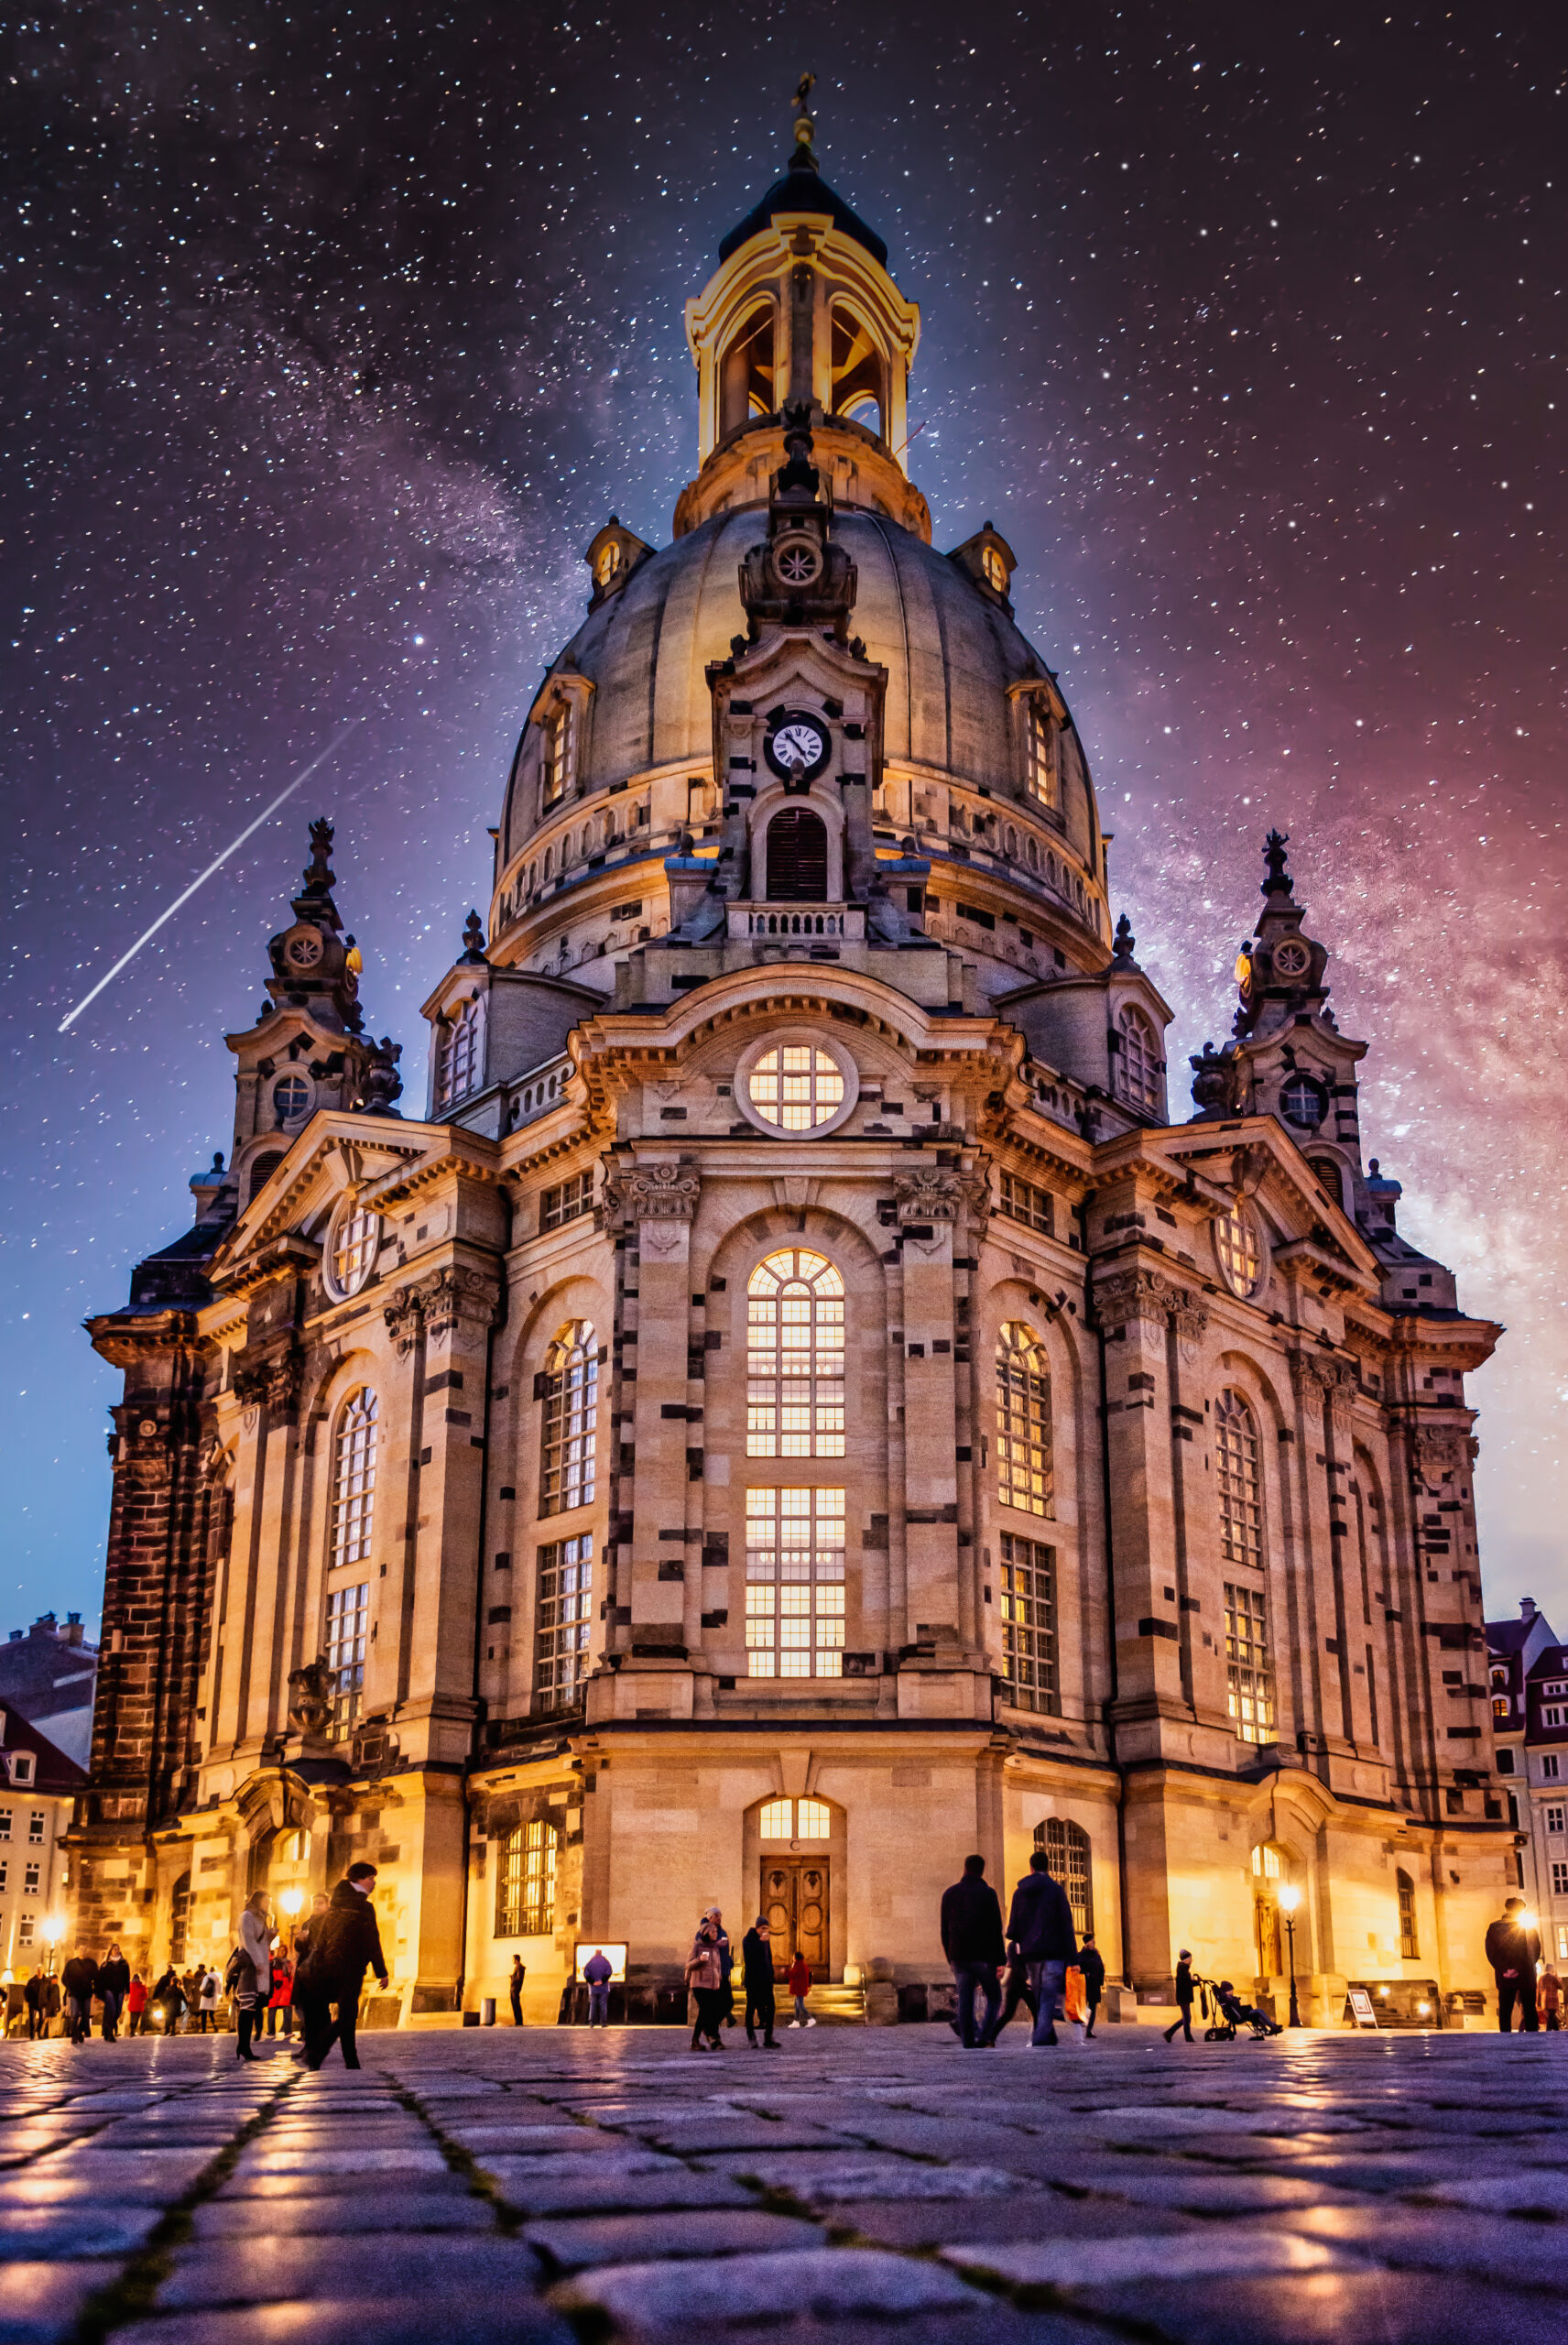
[2, 2023, 1567, 2343]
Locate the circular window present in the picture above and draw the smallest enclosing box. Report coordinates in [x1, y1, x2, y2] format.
[273, 1074, 310, 1125]
[1214, 1200, 1268, 1299]
[1279, 1074, 1326, 1129]
[326, 1201, 381, 1300]
[735, 1031, 859, 1139]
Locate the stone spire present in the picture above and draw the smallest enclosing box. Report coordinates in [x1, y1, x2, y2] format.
[264, 818, 365, 1035]
[1232, 828, 1331, 1041]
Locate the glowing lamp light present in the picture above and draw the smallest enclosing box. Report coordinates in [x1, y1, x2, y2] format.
[1520, 1911, 1541, 1932]
[1276, 1884, 1301, 1915]
[279, 1890, 304, 1919]
[41, 1918, 63, 1946]
[1417, 2001, 1432, 2016]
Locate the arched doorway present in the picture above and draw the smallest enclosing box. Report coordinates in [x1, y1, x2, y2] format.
[1252, 1841, 1285, 1979]
[765, 808, 829, 900]
[757, 1796, 832, 1980]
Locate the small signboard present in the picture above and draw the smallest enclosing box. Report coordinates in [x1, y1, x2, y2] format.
[573, 1942, 628, 1984]
[1346, 1987, 1380, 2029]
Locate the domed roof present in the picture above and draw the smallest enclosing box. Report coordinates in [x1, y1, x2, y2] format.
[718, 149, 887, 268]
[522, 506, 1100, 871]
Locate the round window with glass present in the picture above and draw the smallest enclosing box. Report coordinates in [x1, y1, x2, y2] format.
[747, 1044, 844, 1132]
[1279, 1074, 1326, 1129]
[326, 1201, 381, 1300]
[1214, 1199, 1267, 1299]
[273, 1074, 310, 1125]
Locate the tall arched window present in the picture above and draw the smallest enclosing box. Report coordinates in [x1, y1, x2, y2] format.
[1034, 1818, 1093, 1937]
[765, 807, 829, 900]
[1397, 1868, 1419, 1959]
[330, 1391, 377, 1571]
[496, 1816, 559, 1937]
[996, 1322, 1052, 1517]
[437, 996, 485, 1111]
[746, 1249, 844, 1458]
[1215, 1389, 1263, 1569]
[1116, 1008, 1161, 1118]
[169, 1871, 191, 1965]
[540, 701, 574, 810]
[1025, 700, 1058, 808]
[830, 303, 884, 433]
[539, 1322, 598, 1516]
[720, 302, 776, 435]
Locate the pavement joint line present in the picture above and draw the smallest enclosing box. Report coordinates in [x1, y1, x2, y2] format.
[66, 2068, 299, 2345]
[387, 2078, 527, 2232]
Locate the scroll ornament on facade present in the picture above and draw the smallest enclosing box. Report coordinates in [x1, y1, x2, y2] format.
[234, 1347, 304, 1423]
[383, 1267, 499, 1356]
[1091, 1264, 1189, 1335]
[604, 1162, 702, 1227]
[1413, 1424, 1478, 1489]
[892, 1167, 964, 1224]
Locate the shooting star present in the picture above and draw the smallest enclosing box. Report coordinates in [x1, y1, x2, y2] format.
[58, 716, 366, 1034]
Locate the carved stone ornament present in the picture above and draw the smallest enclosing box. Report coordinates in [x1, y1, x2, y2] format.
[893, 1169, 963, 1225]
[420, 1267, 501, 1346]
[234, 1348, 303, 1422]
[1171, 1297, 1209, 1365]
[1413, 1425, 1476, 1488]
[383, 1285, 425, 1358]
[605, 1163, 702, 1227]
[1326, 1363, 1359, 1434]
[287, 1655, 335, 1737]
[1091, 1266, 1182, 1333]
[1288, 1353, 1328, 1407]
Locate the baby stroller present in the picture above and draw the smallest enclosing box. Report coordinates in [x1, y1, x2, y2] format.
[1203, 1979, 1283, 2040]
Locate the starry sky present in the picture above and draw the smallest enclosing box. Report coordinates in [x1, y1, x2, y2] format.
[4, 4, 1563, 1638]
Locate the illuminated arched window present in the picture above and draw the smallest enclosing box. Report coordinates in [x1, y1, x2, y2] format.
[1214, 1200, 1263, 1296]
[1033, 1818, 1093, 1937]
[746, 1249, 844, 1457]
[746, 1044, 844, 1131]
[1025, 700, 1058, 808]
[830, 303, 884, 434]
[1228, 1588, 1275, 1745]
[1116, 1008, 1161, 1119]
[1215, 1390, 1263, 1569]
[539, 1322, 598, 1517]
[1397, 1868, 1419, 1959]
[540, 701, 575, 810]
[497, 1816, 559, 1937]
[720, 302, 777, 434]
[437, 995, 485, 1111]
[330, 1390, 377, 1572]
[330, 1203, 379, 1299]
[169, 1871, 191, 1965]
[996, 1322, 1052, 1517]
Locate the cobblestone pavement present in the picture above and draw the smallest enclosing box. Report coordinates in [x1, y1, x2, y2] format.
[4, 2023, 1568, 2345]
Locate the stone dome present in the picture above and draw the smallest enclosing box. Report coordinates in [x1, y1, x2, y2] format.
[502, 503, 1103, 887]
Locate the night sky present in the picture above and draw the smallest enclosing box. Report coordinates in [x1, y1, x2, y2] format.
[5, 5, 1563, 1634]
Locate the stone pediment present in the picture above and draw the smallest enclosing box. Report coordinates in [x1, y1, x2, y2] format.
[209, 1112, 440, 1291]
[1152, 1119, 1383, 1291]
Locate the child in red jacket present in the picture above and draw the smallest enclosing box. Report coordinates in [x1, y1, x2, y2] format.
[786, 1953, 814, 2028]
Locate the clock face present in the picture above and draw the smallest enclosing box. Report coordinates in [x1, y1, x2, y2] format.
[765, 712, 830, 782]
[286, 930, 323, 970]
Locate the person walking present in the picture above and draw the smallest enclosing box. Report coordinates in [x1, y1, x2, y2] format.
[741, 1916, 780, 2048]
[986, 1944, 1040, 2044]
[1078, 1931, 1106, 2040]
[786, 1950, 814, 2027]
[196, 1960, 221, 2035]
[24, 1968, 47, 2042]
[713, 1914, 735, 2031]
[1164, 1950, 1197, 2044]
[151, 1967, 184, 2034]
[1541, 1966, 1563, 2032]
[232, 1890, 274, 2062]
[1004, 1849, 1078, 2048]
[685, 1910, 725, 2051]
[1487, 1896, 1542, 2032]
[61, 1949, 98, 2044]
[509, 1955, 526, 2027]
[292, 1893, 329, 1969]
[125, 1974, 149, 2036]
[940, 1853, 1006, 2048]
[97, 1943, 131, 2041]
[184, 1969, 204, 2029]
[266, 1954, 294, 2039]
[583, 1948, 613, 2028]
[293, 1862, 390, 2071]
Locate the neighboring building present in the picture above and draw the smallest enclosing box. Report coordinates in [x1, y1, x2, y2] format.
[71, 96, 1513, 2026]
[0, 1611, 99, 1769]
[0, 1702, 86, 1977]
[1488, 1602, 1568, 1969]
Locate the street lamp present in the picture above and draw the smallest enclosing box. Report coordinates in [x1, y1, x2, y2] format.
[1277, 1884, 1303, 2029]
[278, 1889, 303, 1951]
[41, 1918, 63, 1980]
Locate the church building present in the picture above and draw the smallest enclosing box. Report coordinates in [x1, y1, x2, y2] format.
[72, 98, 1513, 2027]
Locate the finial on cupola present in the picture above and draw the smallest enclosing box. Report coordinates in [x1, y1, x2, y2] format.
[460, 909, 488, 965]
[1261, 828, 1293, 900]
[1112, 912, 1137, 965]
[790, 71, 817, 169]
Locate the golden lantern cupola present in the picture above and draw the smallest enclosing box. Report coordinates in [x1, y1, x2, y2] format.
[676, 76, 927, 540]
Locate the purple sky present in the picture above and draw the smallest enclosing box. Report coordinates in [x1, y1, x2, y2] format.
[5, 4, 1563, 1635]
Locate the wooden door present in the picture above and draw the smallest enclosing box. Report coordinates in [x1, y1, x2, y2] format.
[761, 1858, 831, 1979]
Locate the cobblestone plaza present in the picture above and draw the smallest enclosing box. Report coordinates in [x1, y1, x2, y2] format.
[4, 2025, 1567, 2344]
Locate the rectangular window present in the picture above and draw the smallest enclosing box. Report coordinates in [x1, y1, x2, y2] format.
[27, 1812, 43, 1845]
[0, 1808, 8, 1840]
[540, 704, 573, 810]
[1024, 698, 1059, 809]
[997, 1171, 1053, 1237]
[496, 1816, 558, 1938]
[17, 1915, 34, 1947]
[0, 1860, 6, 1891]
[540, 1172, 593, 1233]
[745, 1487, 845, 1679]
[1225, 1583, 1276, 1745]
[325, 1581, 369, 1738]
[997, 1533, 1060, 1715]
[24, 1862, 39, 1893]
[534, 1536, 593, 1712]
[1544, 1756, 1562, 1781]
[1547, 1707, 1566, 1728]
[1554, 1862, 1568, 1898]
[1548, 1805, 1565, 1836]
[10, 1756, 35, 1787]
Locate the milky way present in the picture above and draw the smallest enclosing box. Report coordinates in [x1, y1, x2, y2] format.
[4, 4, 1563, 1630]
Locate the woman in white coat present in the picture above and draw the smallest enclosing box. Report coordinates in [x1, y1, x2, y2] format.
[234, 1891, 274, 2063]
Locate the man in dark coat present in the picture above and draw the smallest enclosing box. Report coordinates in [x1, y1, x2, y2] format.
[60, 1950, 99, 2045]
[1078, 1931, 1106, 2040]
[1005, 1849, 1078, 2047]
[741, 1916, 780, 2048]
[508, 1955, 526, 2026]
[294, 1863, 389, 2070]
[96, 1945, 131, 2041]
[1486, 1896, 1542, 2033]
[940, 1854, 1006, 2047]
[1164, 1949, 1197, 2043]
[23, 1968, 46, 2041]
[583, 1948, 614, 2028]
